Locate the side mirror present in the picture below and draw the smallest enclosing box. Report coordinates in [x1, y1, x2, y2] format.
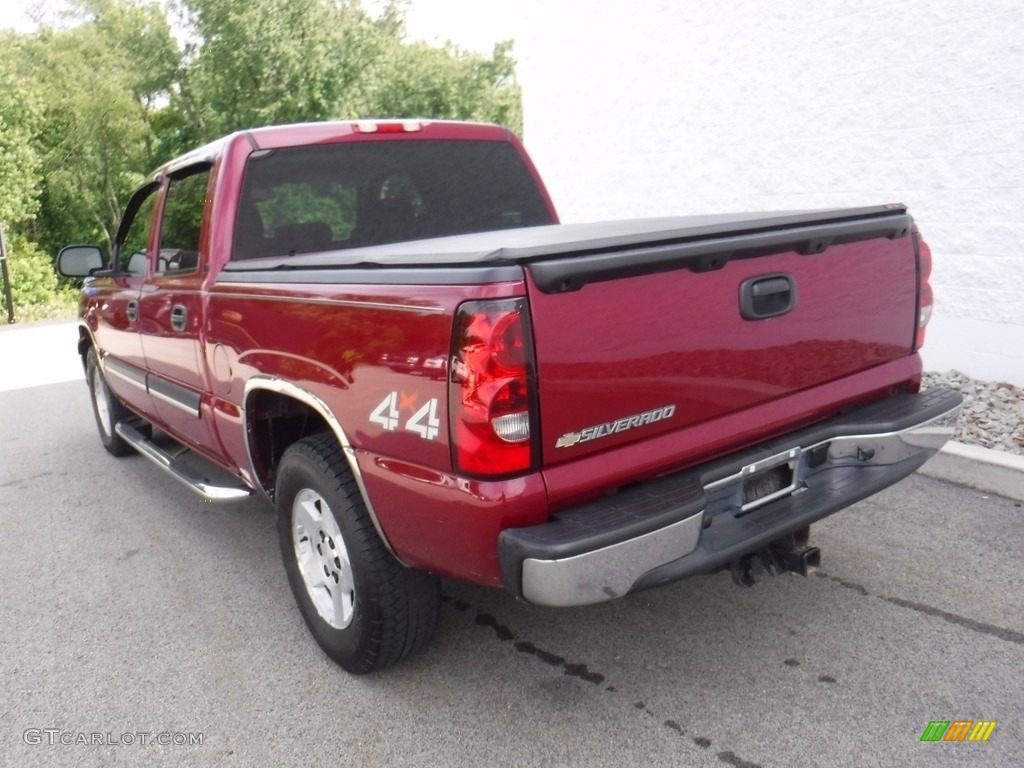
[56, 245, 105, 277]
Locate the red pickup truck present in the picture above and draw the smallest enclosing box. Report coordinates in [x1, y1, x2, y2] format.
[58, 120, 962, 673]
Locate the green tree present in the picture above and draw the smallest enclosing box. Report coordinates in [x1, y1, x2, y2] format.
[355, 39, 522, 134]
[2, 0, 525, 320]
[21, 0, 178, 255]
[0, 33, 68, 322]
[0, 33, 44, 229]
[173, 0, 398, 145]
[3, 232, 77, 320]
[174, 0, 522, 144]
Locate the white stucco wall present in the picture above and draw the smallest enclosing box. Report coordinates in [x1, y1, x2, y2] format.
[516, 0, 1023, 384]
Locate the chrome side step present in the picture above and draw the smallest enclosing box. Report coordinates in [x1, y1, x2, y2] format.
[115, 422, 253, 501]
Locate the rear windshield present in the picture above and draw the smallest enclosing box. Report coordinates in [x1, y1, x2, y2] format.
[232, 139, 552, 260]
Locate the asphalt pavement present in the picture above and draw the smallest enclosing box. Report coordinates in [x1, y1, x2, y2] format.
[1, 322, 1021, 767]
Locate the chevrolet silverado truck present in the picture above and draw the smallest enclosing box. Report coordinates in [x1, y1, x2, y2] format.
[57, 120, 963, 673]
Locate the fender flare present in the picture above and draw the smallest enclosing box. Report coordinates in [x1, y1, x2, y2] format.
[242, 375, 404, 563]
[75, 321, 97, 363]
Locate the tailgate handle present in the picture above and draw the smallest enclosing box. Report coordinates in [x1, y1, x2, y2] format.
[740, 274, 796, 320]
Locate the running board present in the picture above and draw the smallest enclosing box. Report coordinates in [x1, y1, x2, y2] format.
[115, 422, 254, 501]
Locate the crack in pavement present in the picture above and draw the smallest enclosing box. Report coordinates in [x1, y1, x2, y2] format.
[443, 594, 764, 768]
[815, 571, 1024, 645]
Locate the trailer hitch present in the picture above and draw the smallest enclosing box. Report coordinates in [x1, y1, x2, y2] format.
[729, 528, 820, 587]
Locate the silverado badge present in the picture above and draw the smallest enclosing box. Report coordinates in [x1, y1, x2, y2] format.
[555, 404, 677, 449]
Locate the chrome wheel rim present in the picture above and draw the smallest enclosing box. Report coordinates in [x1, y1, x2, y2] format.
[92, 365, 113, 437]
[292, 488, 355, 629]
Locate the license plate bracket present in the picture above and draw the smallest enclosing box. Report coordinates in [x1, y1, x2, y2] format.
[738, 448, 802, 514]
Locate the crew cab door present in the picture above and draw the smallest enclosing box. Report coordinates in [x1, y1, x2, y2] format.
[91, 182, 159, 416]
[137, 163, 220, 454]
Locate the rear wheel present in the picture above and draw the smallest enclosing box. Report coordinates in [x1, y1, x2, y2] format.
[275, 433, 441, 674]
[85, 348, 133, 457]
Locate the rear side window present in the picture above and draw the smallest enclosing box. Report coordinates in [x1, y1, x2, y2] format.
[232, 140, 552, 260]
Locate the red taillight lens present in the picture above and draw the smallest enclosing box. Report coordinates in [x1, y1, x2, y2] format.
[490, 312, 527, 370]
[914, 228, 933, 350]
[450, 298, 537, 477]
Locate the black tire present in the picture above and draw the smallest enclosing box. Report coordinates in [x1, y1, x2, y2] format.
[85, 348, 133, 457]
[275, 433, 441, 674]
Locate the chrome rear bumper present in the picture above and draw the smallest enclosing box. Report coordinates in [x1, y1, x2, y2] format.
[500, 388, 963, 607]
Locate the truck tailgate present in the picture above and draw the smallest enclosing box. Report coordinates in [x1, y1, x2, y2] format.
[523, 208, 918, 474]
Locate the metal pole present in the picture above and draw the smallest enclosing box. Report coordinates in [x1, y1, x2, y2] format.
[0, 223, 15, 324]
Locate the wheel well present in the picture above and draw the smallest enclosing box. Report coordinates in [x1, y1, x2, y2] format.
[77, 328, 93, 369]
[246, 390, 335, 498]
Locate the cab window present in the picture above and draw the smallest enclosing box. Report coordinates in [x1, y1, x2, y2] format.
[118, 185, 159, 276]
[157, 165, 211, 275]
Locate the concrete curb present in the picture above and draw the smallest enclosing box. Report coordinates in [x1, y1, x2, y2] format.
[919, 442, 1024, 502]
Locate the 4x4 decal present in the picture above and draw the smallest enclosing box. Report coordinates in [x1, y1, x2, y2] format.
[370, 391, 441, 441]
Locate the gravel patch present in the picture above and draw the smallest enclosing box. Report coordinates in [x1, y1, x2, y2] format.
[923, 370, 1024, 456]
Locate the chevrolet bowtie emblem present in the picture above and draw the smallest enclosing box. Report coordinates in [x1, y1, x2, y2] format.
[555, 432, 582, 448]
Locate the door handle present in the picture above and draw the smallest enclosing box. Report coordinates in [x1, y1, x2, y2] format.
[740, 274, 796, 320]
[170, 304, 188, 332]
[126, 300, 138, 324]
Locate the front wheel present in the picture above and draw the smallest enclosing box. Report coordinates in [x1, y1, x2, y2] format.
[275, 433, 441, 674]
[85, 348, 133, 457]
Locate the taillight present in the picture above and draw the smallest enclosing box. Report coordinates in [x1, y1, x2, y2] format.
[450, 298, 537, 477]
[913, 226, 933, 350]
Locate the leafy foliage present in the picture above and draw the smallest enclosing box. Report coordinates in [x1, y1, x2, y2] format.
[1, 233, 78, 321]
[0, 0, 523, 319]
[355, 40, 522, 133]
[0, 34, 44, 227]
[14, 0, 178, 256]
